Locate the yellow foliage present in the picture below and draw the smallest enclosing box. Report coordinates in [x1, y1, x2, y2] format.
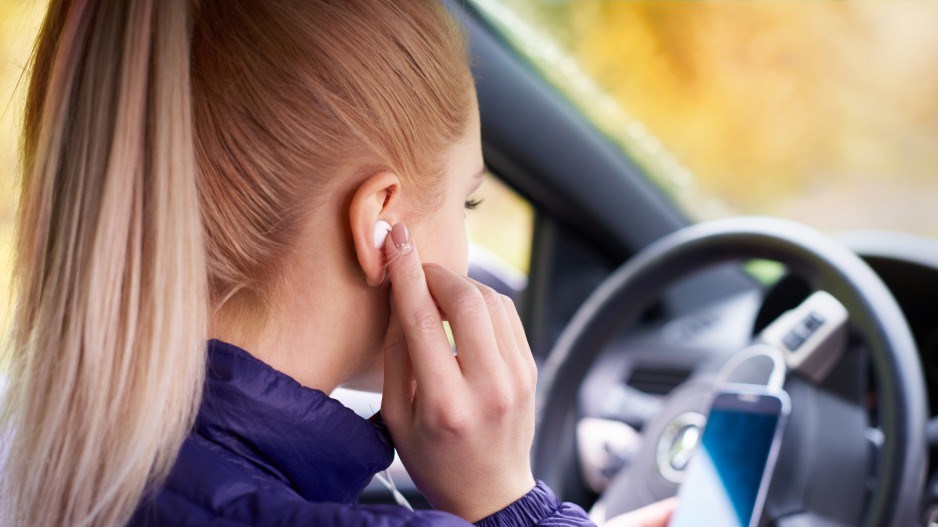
[0, 0, 45, 343]
[483, 0, 938, 235]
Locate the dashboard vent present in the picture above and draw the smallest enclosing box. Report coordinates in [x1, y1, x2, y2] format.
[626, 366, 691, 396]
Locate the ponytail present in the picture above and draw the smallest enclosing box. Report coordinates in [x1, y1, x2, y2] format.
[2, 0, 207, 525]
[3, 0, 475, 523]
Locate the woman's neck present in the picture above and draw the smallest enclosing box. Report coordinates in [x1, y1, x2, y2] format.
[209, 218, 389, 394]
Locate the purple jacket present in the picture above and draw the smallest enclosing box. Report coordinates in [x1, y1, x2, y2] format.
[130, 340, 595, 526]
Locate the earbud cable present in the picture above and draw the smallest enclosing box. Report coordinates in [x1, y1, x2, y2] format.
[374, 465, 413, 511]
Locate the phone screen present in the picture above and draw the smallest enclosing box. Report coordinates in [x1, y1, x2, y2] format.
[668, 392, 786, 527]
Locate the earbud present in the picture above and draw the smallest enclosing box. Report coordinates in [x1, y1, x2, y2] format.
[374, 220, 392, 249]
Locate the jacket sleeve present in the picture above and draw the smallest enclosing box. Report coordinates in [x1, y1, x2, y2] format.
[301, 481, 595, 527]
[474, 481, 596, 527]
[300, 480, 596, 527]
[129, 434, 594, 527]
[131, 479, 595, 527]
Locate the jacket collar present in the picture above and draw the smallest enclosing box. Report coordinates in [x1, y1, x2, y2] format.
[195, 339, 394, 504]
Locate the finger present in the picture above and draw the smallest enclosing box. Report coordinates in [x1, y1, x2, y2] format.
[384, 223, 460, 390]
[604, 498, 677, 527]
[501, 295, 538, 385]
[424, 265, 501, 376]
[381, 309, 414, 424]
[466, 279, 516, 360]
[477, 285, 536, 407]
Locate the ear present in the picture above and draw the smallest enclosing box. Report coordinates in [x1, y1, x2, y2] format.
[350, 172, 401, 287]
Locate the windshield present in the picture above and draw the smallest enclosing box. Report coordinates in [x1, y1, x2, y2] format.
[471, 0, 938, 239]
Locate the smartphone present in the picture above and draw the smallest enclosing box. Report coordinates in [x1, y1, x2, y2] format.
[667, 385, 790, 527]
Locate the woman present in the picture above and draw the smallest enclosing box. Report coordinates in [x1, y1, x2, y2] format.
[2, 1, 673, 525]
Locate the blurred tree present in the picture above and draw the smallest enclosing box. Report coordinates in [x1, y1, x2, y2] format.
[482, 0, 938, 234]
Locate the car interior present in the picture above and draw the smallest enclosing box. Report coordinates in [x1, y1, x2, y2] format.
[0, 1, 931, 526]
[333, 2, 938, 527]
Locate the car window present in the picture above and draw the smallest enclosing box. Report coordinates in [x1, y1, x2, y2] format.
[468, 172, 533, 274]
[466, 172, 534, 302]
[470, 0, 938, 239]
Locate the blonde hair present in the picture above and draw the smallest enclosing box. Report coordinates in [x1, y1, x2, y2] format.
[2, 0, 471, 525]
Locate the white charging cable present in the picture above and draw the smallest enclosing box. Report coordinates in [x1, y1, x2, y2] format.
[374, 467, 414, 511]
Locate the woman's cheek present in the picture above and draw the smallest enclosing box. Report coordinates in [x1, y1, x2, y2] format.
[444, 221, 470, 276]
[418, 214, 470, 275]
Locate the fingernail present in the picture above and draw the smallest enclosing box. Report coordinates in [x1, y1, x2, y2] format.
[390, 223, 412, 254]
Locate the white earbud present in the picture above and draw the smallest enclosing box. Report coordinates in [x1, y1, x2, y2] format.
[374, 220, 392, 249]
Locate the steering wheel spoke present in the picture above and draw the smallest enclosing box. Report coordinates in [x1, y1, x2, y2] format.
[758, 291, 849, 384]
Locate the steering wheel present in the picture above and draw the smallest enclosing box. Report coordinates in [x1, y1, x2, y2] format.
[533, 217, 927, 527]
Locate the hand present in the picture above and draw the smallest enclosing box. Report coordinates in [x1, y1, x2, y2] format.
[604, 498, 677, 527]
[380, 223, 538, 522]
